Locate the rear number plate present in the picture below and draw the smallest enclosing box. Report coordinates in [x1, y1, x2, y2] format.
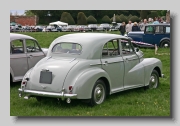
[39, 71, 52, 84]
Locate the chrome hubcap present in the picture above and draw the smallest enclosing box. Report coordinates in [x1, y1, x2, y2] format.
[94, 84, 105, 104]
[149, 74, 157, 89]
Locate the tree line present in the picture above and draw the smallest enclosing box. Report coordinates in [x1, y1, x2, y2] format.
[25, 10, 167, 25]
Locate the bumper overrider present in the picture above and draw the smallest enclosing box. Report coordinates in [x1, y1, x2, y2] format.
[18, 87, 77, 103]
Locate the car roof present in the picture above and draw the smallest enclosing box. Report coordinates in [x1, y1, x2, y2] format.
[147, 23, 170, 26]
[47, 33, 128, 59]
[10, 33, 36, 42]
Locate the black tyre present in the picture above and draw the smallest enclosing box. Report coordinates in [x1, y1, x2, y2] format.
[160, 40, 170, 48]
[147, 70, 159, 89]
[89, 80, 106, 106]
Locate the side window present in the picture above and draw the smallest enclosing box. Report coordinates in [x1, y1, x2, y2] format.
[26, 39, 41, 53]
[155, 26, 164, 33]
[145, 26, 154, 34]
[11, 39, 24, 54]
[165, 26, 170, 33]
[102, 39, 120, 57]
[120, 39, 135, 55]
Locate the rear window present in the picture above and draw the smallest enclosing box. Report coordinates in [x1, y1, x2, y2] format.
[52, 42, 82, 54]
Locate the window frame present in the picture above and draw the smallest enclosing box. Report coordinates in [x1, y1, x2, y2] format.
[10, 39, 25, 54]
[101, 39, 121, 59]
[25, 39, 42, 53]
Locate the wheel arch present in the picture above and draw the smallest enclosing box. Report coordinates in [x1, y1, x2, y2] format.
[98, 77, 110, 96]
[153, 66, 162, 77]
[159, 38, 170, 46]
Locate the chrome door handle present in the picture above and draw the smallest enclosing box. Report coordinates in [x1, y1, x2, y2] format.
[102, 61, 108, 65]
[28, 55, 33, 58]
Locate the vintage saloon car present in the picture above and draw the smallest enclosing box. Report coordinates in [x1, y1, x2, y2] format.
[10, 33, 48, 83]
[18, 33, 163, 106]
[128, 24, 170, 48]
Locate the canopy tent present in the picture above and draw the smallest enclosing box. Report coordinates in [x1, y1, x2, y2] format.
[49, 21, 68, 26]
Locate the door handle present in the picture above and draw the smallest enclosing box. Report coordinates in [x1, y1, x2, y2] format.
[102, 61, 108, 65]
[28, 55, 33, 58]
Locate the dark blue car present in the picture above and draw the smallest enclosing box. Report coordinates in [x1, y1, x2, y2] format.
[127, 24, 170, 47]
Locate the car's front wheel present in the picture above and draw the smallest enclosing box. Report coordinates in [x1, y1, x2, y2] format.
[89, 80, 106, 106]
[147, 70, 159, 89]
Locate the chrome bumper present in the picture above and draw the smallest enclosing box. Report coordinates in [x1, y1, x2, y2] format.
[18, 88, 77, 100]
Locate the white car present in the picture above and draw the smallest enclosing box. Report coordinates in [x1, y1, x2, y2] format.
[10, 33, 48, 83]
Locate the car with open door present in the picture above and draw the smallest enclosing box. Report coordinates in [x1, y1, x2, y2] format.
[18, 33, 164, 106]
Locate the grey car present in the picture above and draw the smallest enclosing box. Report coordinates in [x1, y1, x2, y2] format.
[10, 33, 48, 83]
[18, 33, 163, 106]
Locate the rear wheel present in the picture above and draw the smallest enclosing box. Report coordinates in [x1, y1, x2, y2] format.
[160, 40, 170, 48]
[89, 80, 106, 106]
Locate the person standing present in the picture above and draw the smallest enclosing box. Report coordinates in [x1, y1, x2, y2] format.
[140, 19, 148, 31]
[132, 22, 141, 31]
[119, 22, 126, 36]
[126, 20, 133, 34]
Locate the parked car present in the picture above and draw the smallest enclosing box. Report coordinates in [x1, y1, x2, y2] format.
[67, 25, 77, 32]
[61, 26, 70, 32]
[96, 25, 104, 31]
[18, 33, 164, 106]
[128, 24, 170, 47]
[34, 26, 43, 32]
[10, 33, 48, 83]
[88, 24, 98, 31]
[99, 23, 111, 31]
[51, 25, 62, 32]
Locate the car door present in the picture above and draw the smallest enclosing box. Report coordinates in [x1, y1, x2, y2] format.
[100, 39, 125, 93]
[25, 39, 45, 70]
[10, 39, 28, 81]
[120, 39, 144, 89]
[153, 25, 167, 45]
[143, 25, 155, 45]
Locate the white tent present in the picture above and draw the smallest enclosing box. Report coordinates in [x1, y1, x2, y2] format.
[49, 21, 68, 26]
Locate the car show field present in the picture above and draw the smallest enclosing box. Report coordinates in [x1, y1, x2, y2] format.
[10, 31, 170, 116]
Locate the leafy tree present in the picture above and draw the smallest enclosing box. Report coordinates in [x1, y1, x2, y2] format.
[87, 15, 97, 24]
[77, 12, 87, 25]
[60, 12, 75, 25]
[25, 10, 35, 16]
[102, 15, 111, 23]
[127, 14, 132, 20]
[140, 10, 151, 20]
[147, 11, 158, 19]
[129, 16, 140, 23]
[119, 14, 128, 23]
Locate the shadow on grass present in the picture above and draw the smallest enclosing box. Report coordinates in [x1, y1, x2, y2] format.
[26, 87, 148, 109]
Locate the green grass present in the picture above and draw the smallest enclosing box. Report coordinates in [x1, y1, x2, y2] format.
[10, 31, 170, 116]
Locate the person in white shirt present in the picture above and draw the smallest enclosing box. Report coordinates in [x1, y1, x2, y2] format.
[126, 20, 133, 34]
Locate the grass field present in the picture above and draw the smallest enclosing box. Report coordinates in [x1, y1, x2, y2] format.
[10, 31, 170, 116]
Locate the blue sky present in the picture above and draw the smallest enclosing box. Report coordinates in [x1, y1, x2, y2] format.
[10, 10, 25, 15]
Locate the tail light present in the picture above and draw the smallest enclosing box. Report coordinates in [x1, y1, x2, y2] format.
[21, 80, 27, 85]
[69, 86, 73, 93]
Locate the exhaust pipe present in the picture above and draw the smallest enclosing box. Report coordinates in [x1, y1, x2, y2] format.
[66, 98, 71, 103]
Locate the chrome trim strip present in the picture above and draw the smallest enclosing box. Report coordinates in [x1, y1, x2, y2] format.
[18, 88, 77, 99]
[126, 58, 139, 61]
[90, 63, 102, 66]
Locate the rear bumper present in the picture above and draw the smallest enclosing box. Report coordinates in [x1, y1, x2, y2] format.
[18, 88, 77, 100]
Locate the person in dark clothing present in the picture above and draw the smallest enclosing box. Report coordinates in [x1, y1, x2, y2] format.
[132, 22, 141, 31]
[119, 22, 126, 35]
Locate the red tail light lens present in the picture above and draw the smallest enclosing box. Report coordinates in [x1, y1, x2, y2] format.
[69, 86, 73, 91]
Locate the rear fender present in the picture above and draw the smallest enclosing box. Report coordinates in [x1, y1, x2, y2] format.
[64, 68, 111, 99]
